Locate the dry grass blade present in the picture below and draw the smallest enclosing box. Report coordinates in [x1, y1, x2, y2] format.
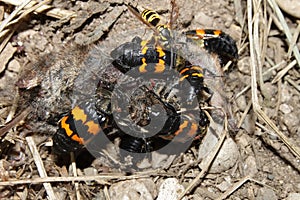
[272, 60, 297, 83]
[0, 28, 9, 39]
[0, 0, 76, 19]
[267, 0, 300, 68]
[287, 23, 300, 58]
[104, 186, 111, 200]
[248, 0, 300, 159]
[0, 29, 13, 52]
[0, 0, 52, 56]
[26, 136, 57, 200]
[234, 85, 250, 99]
[0, 0, 32, 33]
[254, 109, 300, 158]
[70, 153, 81, 200]
[262, 60, 285, 76]
[237, 101, 252, 128]
[285, 76, 300, 92]
[6, 0, 52, 27]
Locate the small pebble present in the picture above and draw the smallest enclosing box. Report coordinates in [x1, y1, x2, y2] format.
[261, 82, 277, 101]
[193, 12, 214, 27]
[262, 165, 271, 173]
[280, 145, 289, 153]
[237, 57, 251, 75]
[7, 59, 21, 73]
[241, 114, 256, 134]
[267, 174, 275, 180]
[287, 193, 300, 200]
[281, 83, 292, 102]
[283, 112, 299, 129]
[279, 104, 292, 114]
[157, 178, 187, 200]
[272, 142, 282, 151]
[216, 180, 231, 192]
[236, 95, 247, 111]
[199, 137, 239, 173]
[109, 179, 157, 200]
[276, 0, 300, 19]
[84, 167, 98, 176]
[244, 156, 258, 176]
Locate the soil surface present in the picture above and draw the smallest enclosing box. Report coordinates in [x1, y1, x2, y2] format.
[0, 0, 299, 199]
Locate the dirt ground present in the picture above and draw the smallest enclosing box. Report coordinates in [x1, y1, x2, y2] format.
[0, 0, 300, 199]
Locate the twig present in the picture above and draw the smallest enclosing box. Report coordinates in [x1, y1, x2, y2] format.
[237, 100, 252, 129]
[26, 136, 57, 200]
[0, 173, 157, 186]
[215, 176, 275, 200]
[0, 107, 31, 137]
[234, 85, 250, 99]
[215, 176, 252, 200]
[177, 122, 227, 199]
